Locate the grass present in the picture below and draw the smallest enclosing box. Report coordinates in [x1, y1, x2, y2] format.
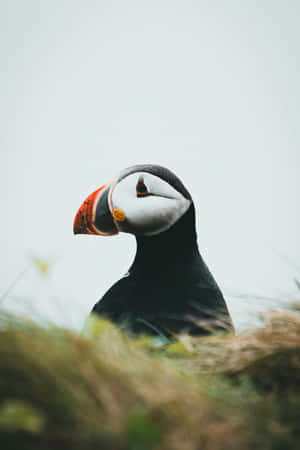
[0, 308, 299, 449]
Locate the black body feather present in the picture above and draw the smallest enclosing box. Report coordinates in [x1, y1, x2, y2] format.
[92, 204, 233, 337]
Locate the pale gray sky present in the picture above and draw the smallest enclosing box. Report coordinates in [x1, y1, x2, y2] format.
[1, 1, 299, 330]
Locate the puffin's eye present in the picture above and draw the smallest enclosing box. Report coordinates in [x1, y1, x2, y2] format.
[136, 177, 150, 197]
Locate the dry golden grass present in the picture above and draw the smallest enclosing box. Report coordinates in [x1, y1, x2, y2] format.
[0, 308, 299, 449]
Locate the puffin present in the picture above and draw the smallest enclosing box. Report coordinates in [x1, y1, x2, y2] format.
[74, 164, 234, 337]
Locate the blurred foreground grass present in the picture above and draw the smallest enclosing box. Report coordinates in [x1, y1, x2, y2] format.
[0, 309, 299, 450]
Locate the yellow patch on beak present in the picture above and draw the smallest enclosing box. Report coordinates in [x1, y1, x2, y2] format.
[112, 208, 126, 222]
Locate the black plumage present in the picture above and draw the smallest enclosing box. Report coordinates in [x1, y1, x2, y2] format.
[92, 198, 233, 337]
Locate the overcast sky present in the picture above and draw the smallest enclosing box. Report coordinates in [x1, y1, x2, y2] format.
[1, 1, 300, 331]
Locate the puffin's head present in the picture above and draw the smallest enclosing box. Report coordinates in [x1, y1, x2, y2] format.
[73, 165, 192, 237]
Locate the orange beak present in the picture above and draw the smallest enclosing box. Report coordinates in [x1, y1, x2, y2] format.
[73, 183, 118, 236]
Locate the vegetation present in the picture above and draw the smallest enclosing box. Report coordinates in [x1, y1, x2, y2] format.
[0, 307, 299, 449]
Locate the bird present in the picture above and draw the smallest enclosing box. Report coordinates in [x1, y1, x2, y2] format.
[73, 164, 234, 338]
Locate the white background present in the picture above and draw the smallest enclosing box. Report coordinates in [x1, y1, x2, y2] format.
[1, 1, 299, 331]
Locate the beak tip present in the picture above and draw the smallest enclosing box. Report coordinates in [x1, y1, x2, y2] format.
[73, 212, 82, 235]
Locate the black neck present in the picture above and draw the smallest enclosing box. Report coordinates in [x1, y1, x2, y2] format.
[130, 205, 199, 276]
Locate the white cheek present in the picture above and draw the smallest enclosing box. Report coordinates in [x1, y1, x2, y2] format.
[111, 172, 191, 235]
[128, 197, 173, 227]
[134, 197, 190, 235]
[112, 191, 190, 235]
